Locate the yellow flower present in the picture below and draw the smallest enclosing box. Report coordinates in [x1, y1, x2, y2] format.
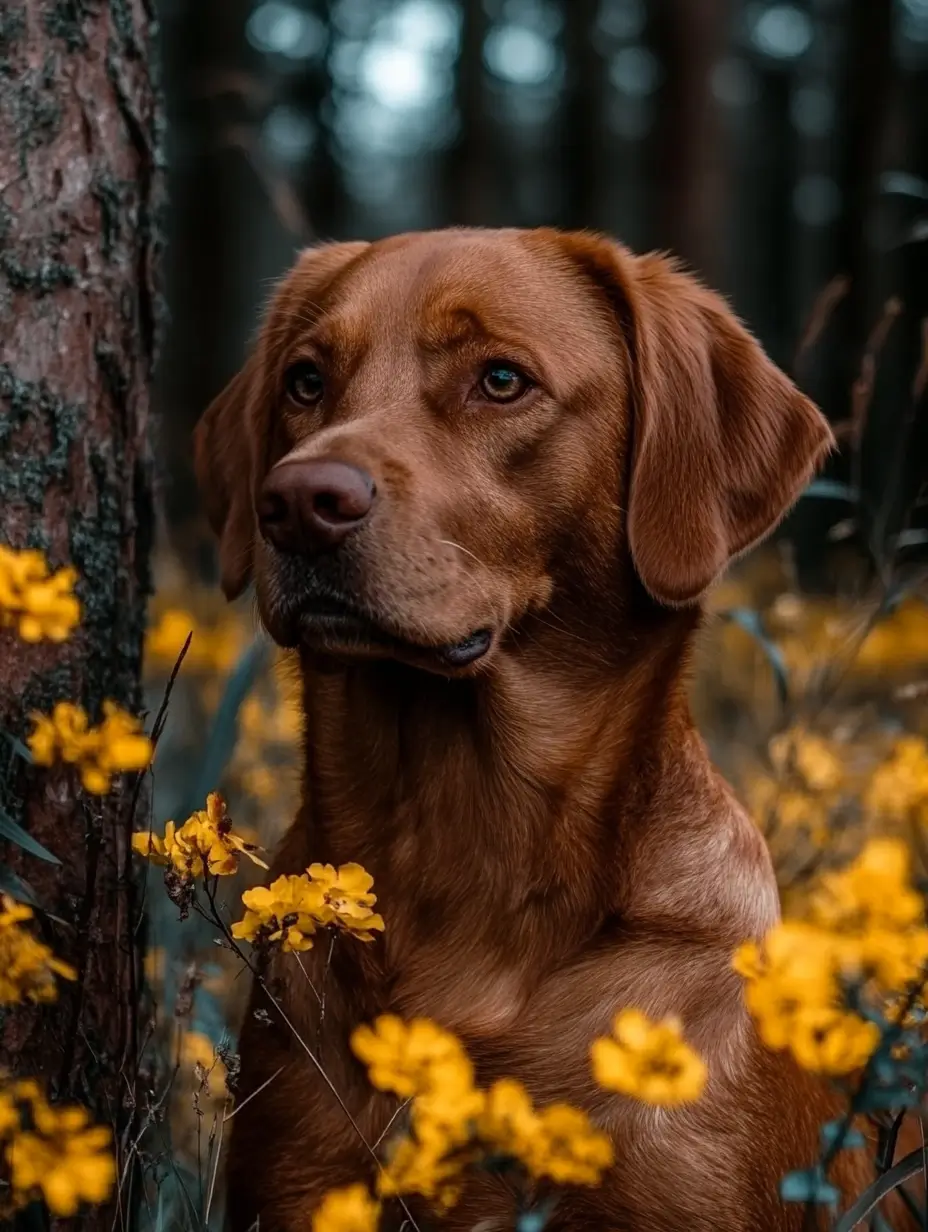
[352, 1016, 470, 1101]
[591, 1009, 707, 1106]
[478, 1077, 538, 1162]
[28, 702, 92, 766]
[865, 736, 928, 820]
[312, 1183, 381, 1232]
[787, 1007, 880, 1076]
[811, 838, 925, 935]
[179, 1031, 228, 1101]
[736, 922, 837, 1053]
[730, 846, 924, 1077]
[0, 896, 76, 1005]
[240, 764, 279, 802]
[29, 701, 152, 794]
[769, 727, 844, 793]
[835, 927, 928, 992]
[353, 1018, 612, 1209]
[143, 946, 166, 986]
[308, 862, 385, 942]
[378, 1136, 466, 1210]
[233, 874, 327, 952]
[413, 1069, 485, 1155]
[529, 1102, 614, 1186]
[233, 861, 383, 950]
[3, 1088, 115, 1216]
[478, 1078, 611, 1186]
[0, 546, 80, 643]
[145, 607, 247, 675]
[133, 792, 268, 882]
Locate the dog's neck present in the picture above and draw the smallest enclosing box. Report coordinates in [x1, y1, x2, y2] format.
[292, 605, 730, 958]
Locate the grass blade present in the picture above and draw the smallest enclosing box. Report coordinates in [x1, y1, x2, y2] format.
[0, 804, 61, 864]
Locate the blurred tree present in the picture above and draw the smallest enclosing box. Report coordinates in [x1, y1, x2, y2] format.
[559, 0, 604, 230]
[829, 0, 895, 411]
[792, 0, 898, 588]
[648, 0, 730, 282]
[442, 0, 492, 225]
[293, 0, 350, 239]
[156, 0, 264, 555]
[0, 2, 163, 1226]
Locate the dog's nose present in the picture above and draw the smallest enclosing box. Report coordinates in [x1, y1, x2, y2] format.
[257, 458, 376, 552]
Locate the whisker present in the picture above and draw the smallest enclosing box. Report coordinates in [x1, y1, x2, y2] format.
[437, 538, 487, 569]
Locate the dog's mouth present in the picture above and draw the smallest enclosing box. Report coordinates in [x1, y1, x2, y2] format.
[294, 593, 494, 671]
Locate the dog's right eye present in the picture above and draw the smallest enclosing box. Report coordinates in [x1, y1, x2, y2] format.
[284, 361, 324, 407]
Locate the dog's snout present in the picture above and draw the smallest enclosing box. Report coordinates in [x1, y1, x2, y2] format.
[257, 458, 376, 552]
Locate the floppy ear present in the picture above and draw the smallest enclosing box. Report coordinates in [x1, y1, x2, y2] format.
[193, 241, 369, 599]
[562, 235, 834, 605]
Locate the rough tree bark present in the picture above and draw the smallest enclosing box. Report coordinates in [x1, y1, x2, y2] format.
[0, 0, 163, 1226]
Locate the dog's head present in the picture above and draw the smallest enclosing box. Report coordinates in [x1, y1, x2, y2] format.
[194, 228, 832, 674]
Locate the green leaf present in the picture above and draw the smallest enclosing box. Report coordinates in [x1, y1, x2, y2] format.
[719, 608, 789, 706]
[780, 1167, 839, 1205]
[2, 730, 33, 762]
[802, 479, 861, 503]
[820, 1120, 866, 1152]
[0, 864, 41, 907]
[0, 805, 60, 864]
[833, 1147, 927, 1232]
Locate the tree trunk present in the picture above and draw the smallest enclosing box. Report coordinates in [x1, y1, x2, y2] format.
[558, 0, 602, 231]
[0, 0, 163, 1226]
[441, 0, 491, 226]
[648, 0, 730, 283]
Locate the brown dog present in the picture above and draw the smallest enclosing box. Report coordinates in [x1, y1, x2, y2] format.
[195, 228, 894, 1230]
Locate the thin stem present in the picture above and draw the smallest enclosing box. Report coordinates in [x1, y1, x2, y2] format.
[204, 1103, 227, 1225]
[317, 932, 337, 1059]
[199, 880, 421, 1232]
[223, 1064, 284, 1121]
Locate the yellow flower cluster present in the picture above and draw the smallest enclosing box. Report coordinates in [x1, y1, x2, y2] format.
[477, 1079, 614, 1186]
[349, 1016, 612, 1212]
[865, 735, 928, 824]
[232, 862, 384, 952]
[132, 792, 268, 880]
[747, 725, 848, 852]
[29, 701, 153, 794]
[145, 606, 247, 675]
[312, 1183, 381, 1232]
[231, 685, 302, 806]
[0, 546, 80, 643]
[590, 1010, 707, 1106]
[854, 600, 928, 675]
[0, 1078, 115, 1216]
[0, 896, 75, 1005]
[734, 838, 928, 1075]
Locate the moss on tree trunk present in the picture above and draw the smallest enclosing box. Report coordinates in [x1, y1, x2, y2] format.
[0, 0, 164, 1225]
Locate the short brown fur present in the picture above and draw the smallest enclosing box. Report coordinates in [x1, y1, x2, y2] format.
[194, 228, 911, 1230]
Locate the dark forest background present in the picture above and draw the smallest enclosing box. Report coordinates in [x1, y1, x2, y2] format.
[155, 0, 928, 582]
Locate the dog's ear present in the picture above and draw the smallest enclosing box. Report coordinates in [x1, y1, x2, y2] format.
[559, 234, 834, 605]
[193, 241, 369, 599]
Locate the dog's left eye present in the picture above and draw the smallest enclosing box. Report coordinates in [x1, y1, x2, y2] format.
[479, 363, 530, 403]
[284, 361, 324, 406]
